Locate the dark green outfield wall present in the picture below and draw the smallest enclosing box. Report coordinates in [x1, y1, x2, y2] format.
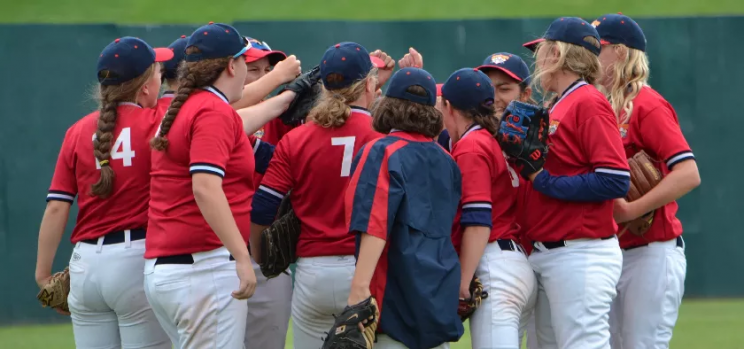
[0, 17, 739, 324]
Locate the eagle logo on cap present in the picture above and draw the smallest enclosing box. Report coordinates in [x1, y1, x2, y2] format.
[591, 20, 601, 28]
[491, 54, 510, 65]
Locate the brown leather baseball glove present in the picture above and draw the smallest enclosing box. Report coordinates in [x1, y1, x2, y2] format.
[457, 276, 489, 321]
[37, 267, 70, 313]
[620, 150, 663, 237]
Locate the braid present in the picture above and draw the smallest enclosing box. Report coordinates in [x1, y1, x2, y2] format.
[90, 87, 118, 198]
[151, 72, 196, 150]
[150, 47, 232, 151]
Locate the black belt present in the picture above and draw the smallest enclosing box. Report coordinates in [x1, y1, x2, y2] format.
[497, 239, 524, 253]
[623, 236, 684, 251]
[533, 235, 616, 251]
[81, 229, 146, 245]
[155, 253, 235, 265]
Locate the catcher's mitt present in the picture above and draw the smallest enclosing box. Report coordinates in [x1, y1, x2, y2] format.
[322, 296, 380, 349]
[458, 276, 489, 321]
[497, 101, 550, 179]
[620, 150, 662, 237]
[278, 65, 322, 126]
[258, 195, 301, 278]
[37, 267, 70, 313]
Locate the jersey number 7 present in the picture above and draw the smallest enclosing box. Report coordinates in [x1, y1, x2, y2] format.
[92, 127, 136, 169]
[331, 136, 356, 177]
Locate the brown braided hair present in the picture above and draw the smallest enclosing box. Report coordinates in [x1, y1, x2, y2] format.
[150, 46, 232, 151]
[91, 64, 156, 198]
[442, 98, 501, 138]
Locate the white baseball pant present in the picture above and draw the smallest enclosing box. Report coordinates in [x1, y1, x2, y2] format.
[67, 231, 170, 349]
[375, 334, 450, 349]
[609, 236, 686, 349]
[523, 311, 538, 349]
[291, 255, 355, 349]
[143, 246, 248, 349]
[470, 240, 537, 349]
[529, 236, 623, 349]
[244, 259, 292, 349]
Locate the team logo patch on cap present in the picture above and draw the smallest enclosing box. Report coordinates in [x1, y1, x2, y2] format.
[549, 120, 560, 135]
[491, 54, 510, 65]
[591, 20, 601, 28]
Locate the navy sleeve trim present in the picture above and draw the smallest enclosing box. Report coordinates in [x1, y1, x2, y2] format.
[253, 140, 275, 175]
[189, 162, 226, 178]
[251, 187, 284, 226]
[595, 167, 631, 178]
[666, 151, 695, 169]
[46, 190, 75, 203]
[460, 208, 493, 228]
[258, 184, 286, 199]
[533, 169, 630, 202]
[462, 201, 493, 210]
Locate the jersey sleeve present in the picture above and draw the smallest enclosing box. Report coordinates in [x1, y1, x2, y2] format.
[189, 111, 235, 178]
[47, 127, 78, 203]
[578, 102, 631, 179]
[252, 138, 275, 175]
[251, 136, 292, 225]
[346, 140, 405, 241]
[638, 105, 694, 169]
[454, 151, 492, 228]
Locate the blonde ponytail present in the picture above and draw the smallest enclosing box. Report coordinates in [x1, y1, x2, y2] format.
[602, 44, 650, 124]
[308, 70, 376, 128]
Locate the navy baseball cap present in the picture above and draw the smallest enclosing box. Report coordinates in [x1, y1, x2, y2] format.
[320, 42, 386, 90]
[163, 35, 189, 80]
[97, 37, 174, 86]
[523, 17, 602, 56]
[441, 68, 495, 111]
[476, 52, 532, 85]
[385, 67, 437, 106]
[243, 37, 287, 65]
[185, 22, 249, 62]
[592, 13, 647, 52]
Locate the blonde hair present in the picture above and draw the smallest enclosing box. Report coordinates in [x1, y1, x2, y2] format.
[532, 39, 602, 98]
[91, 64, 156, 198]
[602, 44, 650, 124]
[308, 69, 376, 128]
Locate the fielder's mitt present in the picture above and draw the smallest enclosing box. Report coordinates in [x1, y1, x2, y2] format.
[322, 296, 380, 349]
[458, 276, 489, 321]
[258, 195, 301, 278]
[37, 267, 70, 313]
[497, 101, 550, 179]
[278, 65, 321, 126]
[620, 150, 662, 237]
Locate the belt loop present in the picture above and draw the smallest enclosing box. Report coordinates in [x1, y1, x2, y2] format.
[125, 230, 132, 248]
[75, 242, 81, 249]
[533, 242, 547, 252]
[96, 237, 104, 253]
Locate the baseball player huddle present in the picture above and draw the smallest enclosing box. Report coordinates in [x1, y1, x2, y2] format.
[34, 12, 700, 349]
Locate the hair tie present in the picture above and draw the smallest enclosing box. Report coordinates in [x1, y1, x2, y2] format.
[99, 160, 110, 166]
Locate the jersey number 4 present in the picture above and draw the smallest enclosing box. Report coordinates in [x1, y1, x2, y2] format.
[92, 127, 136, 169]
[331, 136, 356, 177]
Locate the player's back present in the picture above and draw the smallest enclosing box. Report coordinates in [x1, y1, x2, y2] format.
[53, 104, 161, 241]
[278, 107, 380, 257]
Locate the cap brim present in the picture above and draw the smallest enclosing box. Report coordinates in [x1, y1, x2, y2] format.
[475, 65, 523, 82]
[523, 38, 545, 52]
[245, 49, 287, 64]
[154, 47, 175, 62]
[370, 56, 386, 68]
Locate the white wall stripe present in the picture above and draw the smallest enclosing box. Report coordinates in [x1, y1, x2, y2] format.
[259, 185, 285, 199]
[189, 165, 226, 177]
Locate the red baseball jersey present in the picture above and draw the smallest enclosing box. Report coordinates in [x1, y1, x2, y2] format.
[618, 86, 694, 248]
[515, 176, 534, 254]
[524, 82, 630, 242]
[146, 87, 255, 258]
[254, 118, 298, 146]
[157, 92, 175, 113]
[450, 126, 520, 252]
[256, 107, 381, 257]
[47, 103, 162, 243]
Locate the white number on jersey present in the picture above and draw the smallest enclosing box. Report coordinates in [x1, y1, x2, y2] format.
[504, 152, 519, 188]
[331, 136, 356, 177]
[92, 127, 136, 169]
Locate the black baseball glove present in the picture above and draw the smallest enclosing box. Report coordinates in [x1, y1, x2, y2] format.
[258, 195, 301, 279]
[497, 100, 550, 179]
[322, 296, 380, 349]
[278, 65, 322, 126]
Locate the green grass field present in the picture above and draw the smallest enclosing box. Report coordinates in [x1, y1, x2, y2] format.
[1, 299, 743, 349]
[4, 0, 744, 24]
